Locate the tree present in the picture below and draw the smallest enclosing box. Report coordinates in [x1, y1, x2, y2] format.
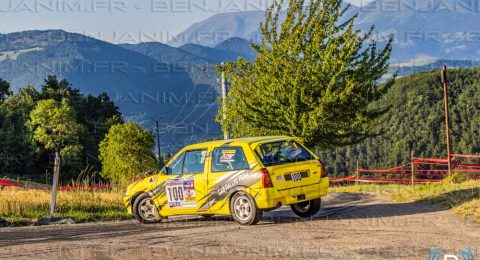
[99, 122, 157, 183]
[27, 99, 83, 217]
[27, 99, 83, 159]
[39, 75, 123, 176]
[0, 78, 12, 102]
[0, 86, 40, 174]
[219, 0, 395, 149]
[40, 75, 82, 103]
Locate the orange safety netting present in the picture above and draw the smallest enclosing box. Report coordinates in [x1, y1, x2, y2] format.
[330, 153, 480, 184]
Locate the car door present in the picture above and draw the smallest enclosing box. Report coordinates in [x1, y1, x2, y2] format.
[160, 148, 210, 215]
[203, 145, 256, 214]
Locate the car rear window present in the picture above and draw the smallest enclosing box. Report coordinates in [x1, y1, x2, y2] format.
[255, 140, 315, 167]
[211, 147, 249, 172]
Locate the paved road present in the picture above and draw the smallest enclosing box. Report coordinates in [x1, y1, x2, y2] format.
[0, 192, 479, 259]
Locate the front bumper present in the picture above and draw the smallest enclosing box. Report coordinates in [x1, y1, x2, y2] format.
[124, 196, 133, 215]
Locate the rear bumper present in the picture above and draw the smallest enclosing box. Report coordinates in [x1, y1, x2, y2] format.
[252, 177, 329, 209]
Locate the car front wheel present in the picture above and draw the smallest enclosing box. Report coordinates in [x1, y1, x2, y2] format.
[230, 192, 263, 225]
[133, 193, 160, 224]
[290, 198, 321, 218]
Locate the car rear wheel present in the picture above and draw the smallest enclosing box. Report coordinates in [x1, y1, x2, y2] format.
[133, 193, 160, 224]
[230, 192, 263, 225]
[290, 198, 321, 218]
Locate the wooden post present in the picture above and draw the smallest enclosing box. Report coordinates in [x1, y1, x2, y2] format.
[50, 151, 60, 217]
[441, 65, 452, 176]
[411, 150, 415, 186]
[356, 159, 359, 186]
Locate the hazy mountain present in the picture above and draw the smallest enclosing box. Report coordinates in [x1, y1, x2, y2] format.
[0, 30, 221, 152]
[168, 3, 356, 47]
[121, 37, 256, 64]
[167, 11, 267, 47]
[119, 42, 208, 64]
[391, 60, 480, 76]
[214, 37, 257, 61]
[170, 0, 480, 62]
[119, 41, 219, 87]
[354, 0, 480, 62]
[179, 37, 256, 63]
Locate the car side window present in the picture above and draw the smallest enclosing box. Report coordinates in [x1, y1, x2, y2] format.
[211, 147, 249, 172]
[169, 152, 185, 175]
[183, 150, 208, 174]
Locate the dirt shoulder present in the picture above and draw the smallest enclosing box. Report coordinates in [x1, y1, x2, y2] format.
[0, 192, 479, 259]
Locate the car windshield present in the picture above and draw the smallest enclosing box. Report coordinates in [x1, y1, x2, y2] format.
[255, 140, 314, 167]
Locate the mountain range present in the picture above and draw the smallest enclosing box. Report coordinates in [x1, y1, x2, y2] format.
[169, 0, 480, 62]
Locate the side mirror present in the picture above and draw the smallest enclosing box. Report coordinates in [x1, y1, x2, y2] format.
[161, 166, 172, 175]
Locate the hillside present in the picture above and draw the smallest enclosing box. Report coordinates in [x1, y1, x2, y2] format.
[321, 67, 480, 177]
[179, 38, 255, 63]
[0, 30, 220, 153]
[213, 37, 257, 61]
[118, 42, 207, 64]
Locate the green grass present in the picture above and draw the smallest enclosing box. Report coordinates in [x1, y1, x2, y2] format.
[0, 187, 130, 226]
[331, 178, 480, 222]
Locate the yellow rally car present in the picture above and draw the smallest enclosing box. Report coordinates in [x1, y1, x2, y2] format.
[124, 136, 329, 225]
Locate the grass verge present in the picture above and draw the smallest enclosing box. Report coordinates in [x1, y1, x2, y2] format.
[0, 187, 130, 226]
[331, 179, 480, 222]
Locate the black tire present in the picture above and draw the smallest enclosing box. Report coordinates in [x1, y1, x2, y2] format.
[230, 192, 263, 225]
[133, 193, 160, 224]
[290, 198, 321, 218]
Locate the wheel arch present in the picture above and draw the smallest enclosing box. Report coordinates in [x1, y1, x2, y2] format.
[227, 186, 258, 210]
[130, 191, 148, 210]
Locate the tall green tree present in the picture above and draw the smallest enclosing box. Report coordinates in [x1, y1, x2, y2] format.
[39, 76, 123, 175]
[99, 122, 157, 183]
[0, 78, 12, 102]
[0, 86, 40, 174]
[27, 99, 83, 169]
[219, 0, 395, 148]
[40, 75, 82, 102]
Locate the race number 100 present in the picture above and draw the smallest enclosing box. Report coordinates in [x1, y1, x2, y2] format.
[167, 185, 184, 203]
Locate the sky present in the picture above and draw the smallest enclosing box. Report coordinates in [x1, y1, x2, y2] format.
[0, 0, 368, 44]
[0, 0, 278, 43]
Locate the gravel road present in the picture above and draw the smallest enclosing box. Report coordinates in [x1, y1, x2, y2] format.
[0, 192, 479, 259]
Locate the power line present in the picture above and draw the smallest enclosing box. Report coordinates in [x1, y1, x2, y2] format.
[170, 63, 216, 125]
[178, 84, 218, 124]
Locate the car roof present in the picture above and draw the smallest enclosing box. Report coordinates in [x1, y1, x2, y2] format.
[185, 136, 296, 149]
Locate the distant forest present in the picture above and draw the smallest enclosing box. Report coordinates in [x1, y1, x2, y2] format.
[320, 68, 480, 177]
[0, 76, 122, 181]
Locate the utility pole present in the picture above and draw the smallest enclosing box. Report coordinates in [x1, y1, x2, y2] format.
[204, 62, 230, 140]
[152, 118, 162, 162]
[221, 62, 230, 140]
[441, 65, 452, 176]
